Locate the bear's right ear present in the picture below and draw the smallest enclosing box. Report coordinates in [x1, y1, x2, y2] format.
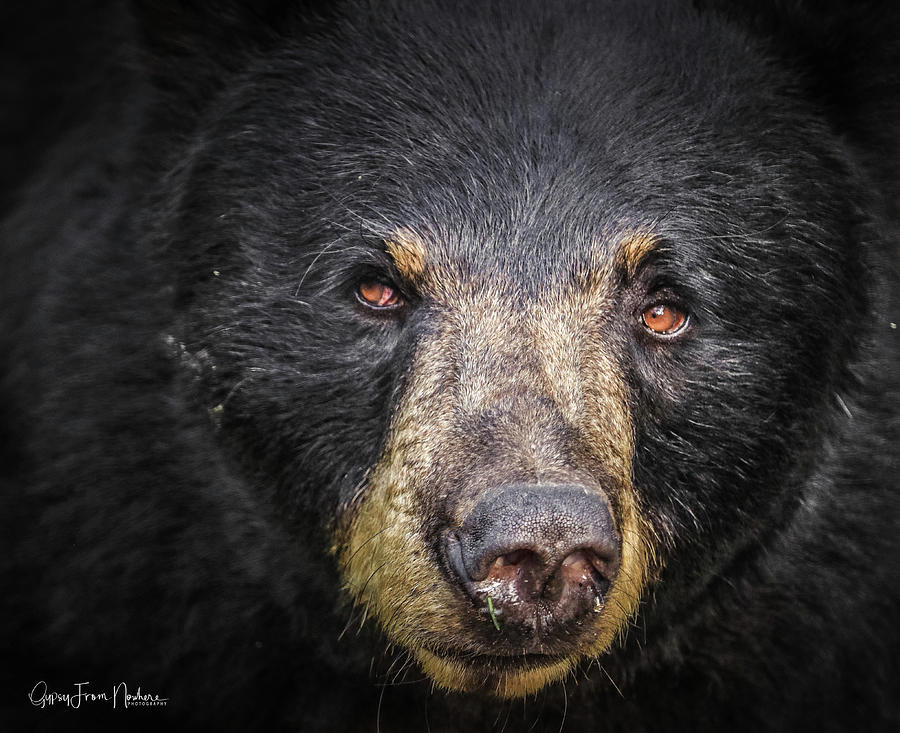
[131, 1, 337, 114]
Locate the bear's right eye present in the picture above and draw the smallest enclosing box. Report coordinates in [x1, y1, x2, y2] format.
[641, 302, 688, 336]
[356, 281, 404, 310]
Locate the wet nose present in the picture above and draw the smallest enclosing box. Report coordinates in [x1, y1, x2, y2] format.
[444, 484, 620, 634]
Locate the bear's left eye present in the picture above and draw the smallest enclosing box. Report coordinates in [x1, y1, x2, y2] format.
[356, 281, 403, 309]
[641, 302, 688, 336]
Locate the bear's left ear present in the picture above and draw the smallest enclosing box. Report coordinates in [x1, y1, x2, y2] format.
[700, 0, 900, 195]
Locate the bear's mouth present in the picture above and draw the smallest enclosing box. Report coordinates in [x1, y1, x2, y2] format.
[414, 645, 576, 697]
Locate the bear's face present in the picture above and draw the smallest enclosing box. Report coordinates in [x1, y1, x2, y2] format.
[168, 2, 867, 698]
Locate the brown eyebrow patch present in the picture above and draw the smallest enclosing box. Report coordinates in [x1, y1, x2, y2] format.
[616, 232, 657, 278]
[385, 228, 428, 282]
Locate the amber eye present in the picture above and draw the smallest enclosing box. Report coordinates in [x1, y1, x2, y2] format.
[641, 303, 688, 335]
[357, 281, 403, 309]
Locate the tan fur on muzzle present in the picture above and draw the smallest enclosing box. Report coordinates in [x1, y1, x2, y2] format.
[334, 241, 656, 697]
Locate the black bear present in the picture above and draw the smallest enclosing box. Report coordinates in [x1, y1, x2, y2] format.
[1, 1, 898, 731]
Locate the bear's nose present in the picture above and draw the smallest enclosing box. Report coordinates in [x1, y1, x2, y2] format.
[443, 484, 620, 635]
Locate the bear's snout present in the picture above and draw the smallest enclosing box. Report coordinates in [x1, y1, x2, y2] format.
[444, 484, 620, 637]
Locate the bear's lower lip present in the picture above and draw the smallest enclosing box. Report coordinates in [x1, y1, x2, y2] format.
[473, 653, 567, 671]
[415, 646, 576, 697]
[478, 652, 563, 664]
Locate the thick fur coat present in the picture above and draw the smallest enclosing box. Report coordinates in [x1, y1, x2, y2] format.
[2, 1, 898, 730]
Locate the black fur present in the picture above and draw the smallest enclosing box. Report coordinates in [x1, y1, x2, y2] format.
[2, 1, 898, 730]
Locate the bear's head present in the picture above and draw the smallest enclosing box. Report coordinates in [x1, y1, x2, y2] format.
[152, 1, 874, 697]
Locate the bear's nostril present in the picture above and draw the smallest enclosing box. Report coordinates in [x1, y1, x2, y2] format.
[562, 550, 601, 584]
[561, 548, 617, 584]
[488, 548, 540, 576]
[555, 549, 613, 601]
[482, 548, 543, 594]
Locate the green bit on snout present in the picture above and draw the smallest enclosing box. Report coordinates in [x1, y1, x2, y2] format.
[487, 596, 501, 631]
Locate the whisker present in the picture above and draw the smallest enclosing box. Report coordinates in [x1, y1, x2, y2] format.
[599, 664, 624, 698]
[558, 679, 568, 733]
[343, 526, 388, 571]
[294, 236, 351, 296]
